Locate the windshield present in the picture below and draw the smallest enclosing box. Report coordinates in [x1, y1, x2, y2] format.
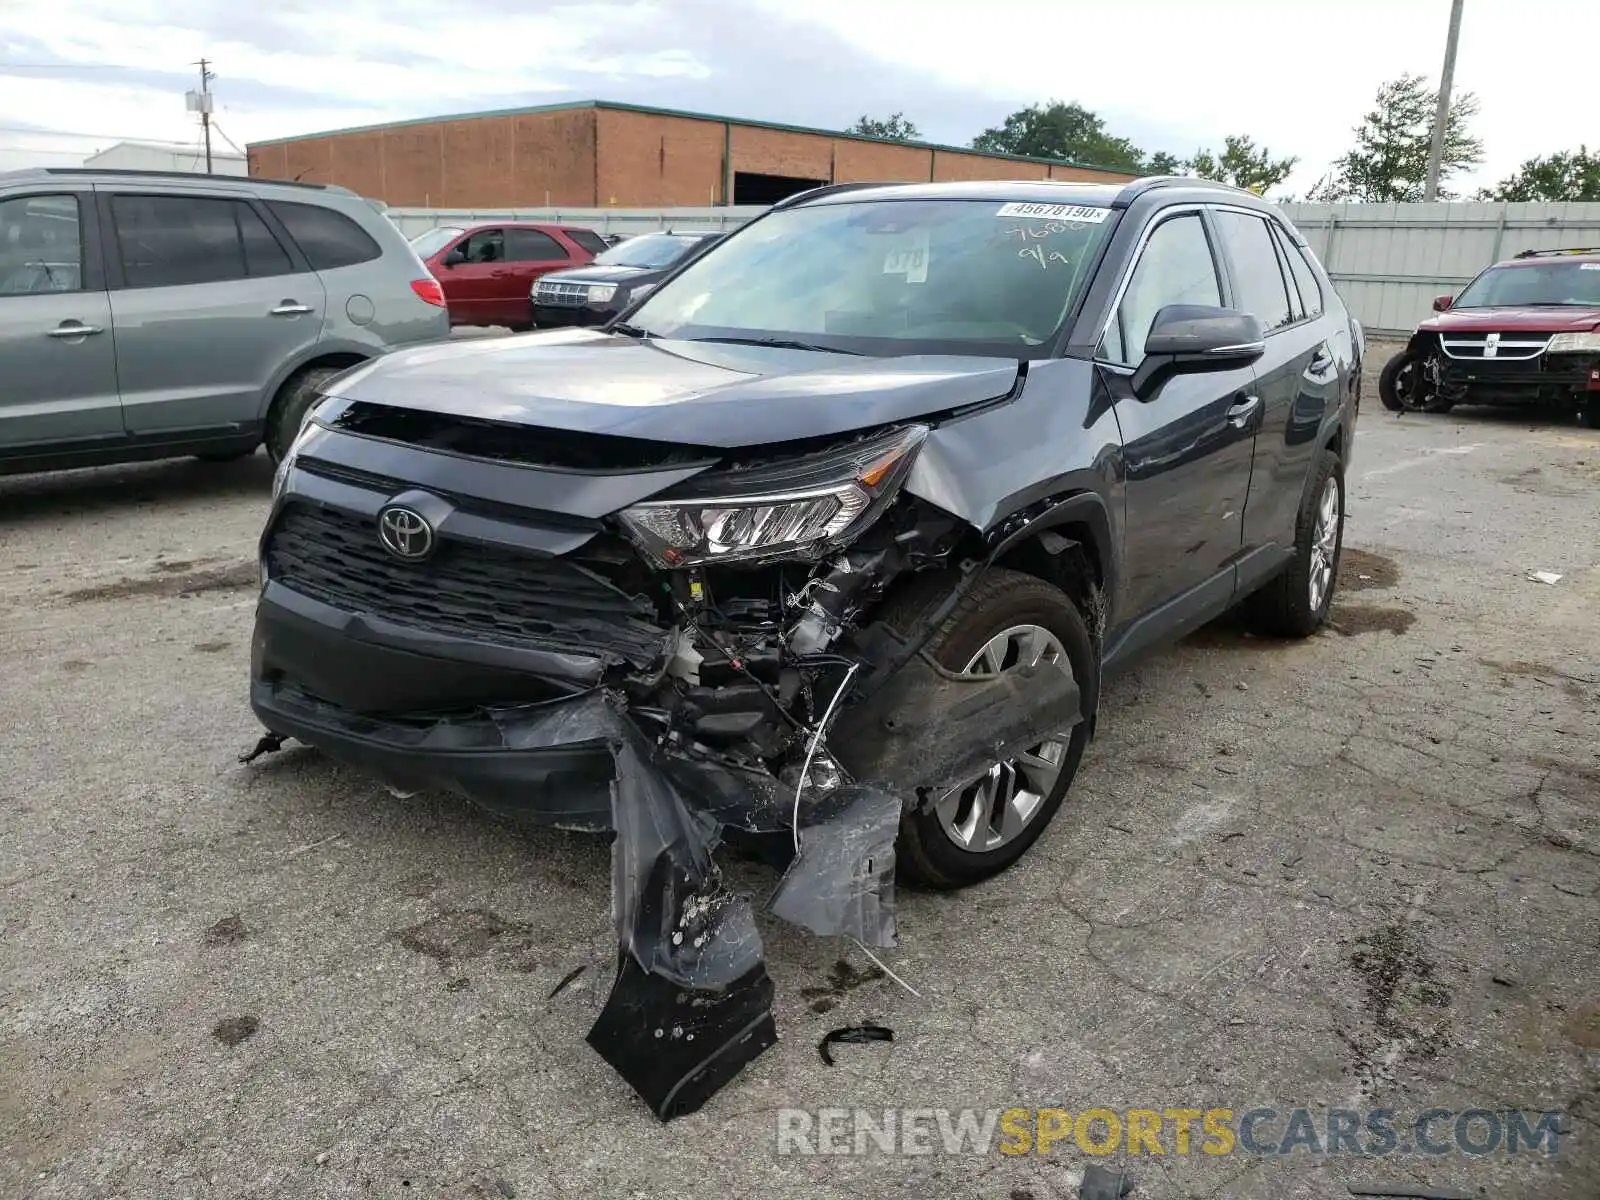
[409, 226, 463, 259]
[625, 198, 1116, 356]
[1453, 261, 1600, 308]
[595, 233, 710, 270]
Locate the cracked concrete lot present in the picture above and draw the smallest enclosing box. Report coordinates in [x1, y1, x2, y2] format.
[2, 342, 1597, 1200]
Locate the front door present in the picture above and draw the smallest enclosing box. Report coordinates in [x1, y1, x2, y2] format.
[1098, 210, 1259, 627]
[0, 190, 122, 450]
[498, 228, 573, 325]
[103, 189, 327, 436]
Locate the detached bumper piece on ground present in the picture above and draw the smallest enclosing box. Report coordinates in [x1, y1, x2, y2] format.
[252, 620, 1081, 1119]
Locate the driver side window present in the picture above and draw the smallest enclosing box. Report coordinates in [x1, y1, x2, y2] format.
[458, 229, 504, 264]
[1100, 213, 1222, 365]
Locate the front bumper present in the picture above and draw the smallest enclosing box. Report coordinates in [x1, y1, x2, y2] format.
[532, 302, 615, 328]
[1438, 354, 1600, 406]
[251, 586, 620, 826]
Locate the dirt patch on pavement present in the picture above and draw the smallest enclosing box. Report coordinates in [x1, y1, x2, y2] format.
[1339, 548, 1400, 591]
[61, 560, 257, 604]
[1329, 603, 1416, 637]
[212, 1015, 260, 1047]
[392, 908, 542, 973]
[1349, 921, 1452, 1056]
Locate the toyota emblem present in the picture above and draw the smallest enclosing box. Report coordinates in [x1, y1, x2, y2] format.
[377, 505, 434, 560]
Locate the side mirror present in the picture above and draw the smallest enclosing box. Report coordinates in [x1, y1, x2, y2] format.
[1131, 305, 1266, 401]
[441, 248, 466, 267]
[1432, 294, 1453, 312]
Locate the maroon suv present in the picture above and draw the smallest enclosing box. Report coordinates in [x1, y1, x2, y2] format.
[408, 222, 608, 330]
[1380, 247, 1600, 427]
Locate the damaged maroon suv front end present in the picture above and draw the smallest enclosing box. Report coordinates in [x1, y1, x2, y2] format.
[1381, 248, 1600, 426]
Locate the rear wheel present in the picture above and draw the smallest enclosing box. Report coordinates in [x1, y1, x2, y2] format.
[1240, 449, 1344, 638]
[265, 365, 346, 465]
[881, 568, 1099, 890]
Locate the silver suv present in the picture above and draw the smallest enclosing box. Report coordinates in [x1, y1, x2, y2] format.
[0, 168, 450, 473]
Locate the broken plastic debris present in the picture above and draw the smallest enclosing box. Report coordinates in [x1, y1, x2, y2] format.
[238, 731, 286, 764]
[818, 1024, 893, 1066]
[1527, 570, 1563, 585]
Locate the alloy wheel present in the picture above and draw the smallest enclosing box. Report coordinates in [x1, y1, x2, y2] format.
[933, 624, 1075, 854]
[1308, 475, 1341, 612]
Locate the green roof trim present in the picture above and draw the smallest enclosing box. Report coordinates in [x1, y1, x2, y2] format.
[245, 98, 1139, 177]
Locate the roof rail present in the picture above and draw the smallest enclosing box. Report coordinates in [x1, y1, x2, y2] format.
[1124, 175, 1257, 199]
[38, 167, 339, 192]
[770, 181, 896, 209]
[1513, 246, 1600, 259]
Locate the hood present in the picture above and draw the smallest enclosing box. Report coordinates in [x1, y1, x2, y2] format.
[328, 329, 1021, 447]
[1421, 306, 1600, 334]
[538, 264, 657, 286]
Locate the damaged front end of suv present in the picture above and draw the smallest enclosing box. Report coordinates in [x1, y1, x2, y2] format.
[249, 362, 1089, 1119]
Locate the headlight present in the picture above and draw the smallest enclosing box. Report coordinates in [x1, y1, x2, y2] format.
[1546, 332, 1600, 354]
[587, 284, 618, 303]
[618, 425, 928, 567]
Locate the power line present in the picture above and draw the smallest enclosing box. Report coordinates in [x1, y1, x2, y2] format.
[0, 124, 201, 145]
[0, 62, 138, 70]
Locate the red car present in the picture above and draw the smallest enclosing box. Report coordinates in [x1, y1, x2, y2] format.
[1379, 246, 1600, 427]
[408, 221, 608, 330]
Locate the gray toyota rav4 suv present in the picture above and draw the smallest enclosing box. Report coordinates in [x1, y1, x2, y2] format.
[247, 177, 1362, 1117]
[0, 168, 449, 475]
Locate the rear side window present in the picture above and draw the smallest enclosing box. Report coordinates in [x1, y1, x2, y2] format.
[563, 227, 608, 256]
[505, 229, 567, 262]
[267, 200, 382, 270]
[0, 193, 84, 294]
[1279, 230, 1323, 318]
[1213, 210, 1293, 332]
[1268, 226, 1305, 322]
[112, 194, 294, 288]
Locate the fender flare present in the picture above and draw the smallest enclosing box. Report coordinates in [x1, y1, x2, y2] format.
[256, 338, 379, 421]
[987, 489, 1118, 618]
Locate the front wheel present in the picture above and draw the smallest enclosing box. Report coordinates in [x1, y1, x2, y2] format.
[1241, 449, 1344, 638]
[880, 568, 1100, 890]
[265, 366, 345, 465]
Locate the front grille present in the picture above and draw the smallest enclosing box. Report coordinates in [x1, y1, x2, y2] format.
[1440, 332, 1550, 360]
[266, 503, 669, 667]
[534, 281, 590, 307]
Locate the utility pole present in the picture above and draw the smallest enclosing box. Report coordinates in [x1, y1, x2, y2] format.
[195, 58, 214, 173]
[1423, 0, 1465, 202]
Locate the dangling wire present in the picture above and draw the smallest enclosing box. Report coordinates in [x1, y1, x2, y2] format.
[792, 661, 861, 854]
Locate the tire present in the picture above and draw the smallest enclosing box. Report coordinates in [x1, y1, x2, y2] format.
[876, 568, 1099, 890]
[1377, 351, 1410, 412]
[1240, 449, 1344, 638]
[265, 366, 345, 465]
[1580, 403, 1600, 430]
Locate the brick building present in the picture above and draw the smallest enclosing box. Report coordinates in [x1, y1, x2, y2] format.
[246, 100, 1138, 208]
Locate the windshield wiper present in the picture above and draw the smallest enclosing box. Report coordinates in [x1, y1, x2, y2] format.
[692, 335, 862, 355]
[610, 322, 653, 339]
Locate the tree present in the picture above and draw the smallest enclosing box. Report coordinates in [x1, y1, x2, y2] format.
[1145, 150, 1185, 175]
[1311, 74, 1482, 202]
[971, 100, 1145, 171]
[1478, 146, 1600, 202]
[846, 112, 921, 142]
[1187, 134, 1297, 195]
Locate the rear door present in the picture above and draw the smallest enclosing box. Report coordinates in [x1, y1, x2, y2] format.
[1098, 208, 1259, 626]
[103, 188, 326, 436]
[1209, 208, 1333, 569]
[499, 228, 574, 324]
[0, 188, 121, 449]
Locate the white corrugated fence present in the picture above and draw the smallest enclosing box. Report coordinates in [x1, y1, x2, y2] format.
[385, 200, 1600, 337]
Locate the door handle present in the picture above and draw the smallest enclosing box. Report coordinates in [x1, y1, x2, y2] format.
[46, 322, 103, 338]
[270, 302, 314, 316]
[1226, 394, 1262, 429]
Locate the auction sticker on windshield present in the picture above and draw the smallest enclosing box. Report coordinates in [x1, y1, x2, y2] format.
[996, 202, 1110, 223]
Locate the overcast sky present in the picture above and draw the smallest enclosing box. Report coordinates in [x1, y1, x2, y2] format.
[2, 0, 1595, 198]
